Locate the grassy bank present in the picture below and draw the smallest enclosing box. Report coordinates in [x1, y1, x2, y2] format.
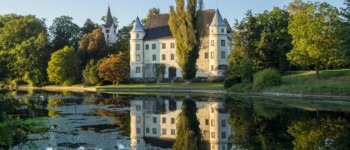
[229, 69, 350, 96]
[95, 82, 224, 90]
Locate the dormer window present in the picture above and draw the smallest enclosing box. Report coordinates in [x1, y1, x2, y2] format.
[106, 29, 110, 33]
[211, 29, 214, 33]
[137, 34, 139, 38]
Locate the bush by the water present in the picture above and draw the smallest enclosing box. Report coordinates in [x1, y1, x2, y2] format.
[253, 68, 282, 90]
[224, 76, 241, 89]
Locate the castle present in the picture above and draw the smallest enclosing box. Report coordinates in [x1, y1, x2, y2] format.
[129, 9, 232, 80]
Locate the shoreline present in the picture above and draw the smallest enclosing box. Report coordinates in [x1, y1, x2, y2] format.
[17, 85, 350, 99]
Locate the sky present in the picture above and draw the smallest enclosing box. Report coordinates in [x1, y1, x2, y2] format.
[0, 0, 345, 29]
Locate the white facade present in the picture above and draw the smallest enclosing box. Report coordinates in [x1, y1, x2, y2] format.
[130, 9, 231, 79]
[129, 99, 232, 150]
[102, 6, 117, 46]
[101, 24, 117, 46]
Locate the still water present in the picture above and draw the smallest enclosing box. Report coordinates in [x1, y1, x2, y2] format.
[1, 91, 350, 149]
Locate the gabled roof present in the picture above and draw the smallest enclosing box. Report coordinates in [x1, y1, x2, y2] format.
[143, 9, 231, 40]
[210, 9, 226, 26]
[104, 6, 114, 28]
[131, 17, 144, 32]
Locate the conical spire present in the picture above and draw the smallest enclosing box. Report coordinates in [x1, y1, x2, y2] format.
[131, 17, 144, 32]
[105, 5, 114, 27]
[210, 9, 226, 26]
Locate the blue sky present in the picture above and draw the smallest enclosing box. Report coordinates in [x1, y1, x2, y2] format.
[0, 0, 345, 28]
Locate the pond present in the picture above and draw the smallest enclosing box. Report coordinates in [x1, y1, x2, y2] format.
[1, 91, 350, 149]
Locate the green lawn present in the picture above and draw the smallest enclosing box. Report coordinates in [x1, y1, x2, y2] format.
[95, 82, 224, 90]
[230, 69, 350, 95]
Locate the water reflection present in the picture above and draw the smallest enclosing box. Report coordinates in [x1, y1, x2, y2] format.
[128, 96, 232, 150]
[226, 96, 350, 149]
[1, 91, 350, 149]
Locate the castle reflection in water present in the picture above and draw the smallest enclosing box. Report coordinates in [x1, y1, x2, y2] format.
[123, 96, 233, 150]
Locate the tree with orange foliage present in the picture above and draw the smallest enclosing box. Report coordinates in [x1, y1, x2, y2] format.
[98, 52, 129, 86]
[78, 28, 108, 67]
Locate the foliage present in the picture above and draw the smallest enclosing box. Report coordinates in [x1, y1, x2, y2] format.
[288, 117, 350, 149]
[173, 99, 201, 150]
[287, 0, 304, 15]
[224, 76, 241, 89]
[239, 58, 254, 83]
[98, 52, 129, 85]
[228, 8, 292, 74]
[338, 0, 350, 66]
[0, 95, 48, 149]
[253, 68, 282, 90]
[83, 59, 103, 85]
[287, 2, 343, 78]
[141, 7, 160, 25]
[159, 63, 166, 79]
[78, 29, 108, 67]
[49, 16, 81, 51]
[0, 14, 50, 86]
[81, 18, 99, 35]
[47, 46, 80, 85]
[113, 22, 133, 55]
[169, 0, 203, 82]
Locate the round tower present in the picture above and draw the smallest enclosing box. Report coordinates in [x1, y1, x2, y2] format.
[130, 100, 146, 149]
[130, 17, 145, 78]
[209, 9, 227, 77]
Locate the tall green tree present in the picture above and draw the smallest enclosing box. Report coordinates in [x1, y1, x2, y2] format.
[169, 0, 203, 83]
[78, 29, 108, 67]
[228, 8, 292, 78]
[113, 22, 133, 55]
[14, 32, 50, 86]
[49, 16, 81, 51]
[141, 7, 160, 25]
[228, 11, 263, 77]
[173, 99, 201, 150]
[256, 8, 292, 71]
[0, 14, 49, 86]
[47, 46, 80, 85]
[287, 2, 342, 78]
[81, 18, 99, 35]
[338, 0, 350, 65]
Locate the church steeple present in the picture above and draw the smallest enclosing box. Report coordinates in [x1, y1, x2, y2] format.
[210, 9, 226, 26]
[131, 17, 144, 32]
[105, 5, 114, 27]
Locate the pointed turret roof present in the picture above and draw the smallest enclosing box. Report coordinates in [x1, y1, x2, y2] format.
[210, 9, 226, 26]
[105, 6, 114, 27]
[131, 17, 144, 32]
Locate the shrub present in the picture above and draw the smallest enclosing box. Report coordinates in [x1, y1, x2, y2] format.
[83, 59, 103, 85]
[224, 76, 241, 89]
[253, 68, 282, 90]
[240, 58, 254, 83]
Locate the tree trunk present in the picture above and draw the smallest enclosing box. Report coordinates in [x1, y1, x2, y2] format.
[315, 66, 320, 79]
[185, 79, 192, 85]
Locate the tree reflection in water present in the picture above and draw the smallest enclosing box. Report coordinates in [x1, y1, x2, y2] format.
[0, 93, 48, 149]
[226, 96, 350, 149]
[173, 99, 201, 150]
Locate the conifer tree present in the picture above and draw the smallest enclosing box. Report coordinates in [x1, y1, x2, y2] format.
[169, 0, 203, 84]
